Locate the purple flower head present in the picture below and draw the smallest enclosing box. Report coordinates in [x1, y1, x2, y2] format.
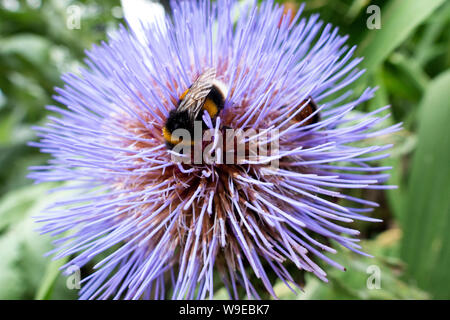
[29, 0, 401, 299]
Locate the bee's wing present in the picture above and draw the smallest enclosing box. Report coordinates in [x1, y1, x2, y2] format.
[177, 68, 216, 119]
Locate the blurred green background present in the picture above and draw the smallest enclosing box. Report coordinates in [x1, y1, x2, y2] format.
[0, 0, 449, 300]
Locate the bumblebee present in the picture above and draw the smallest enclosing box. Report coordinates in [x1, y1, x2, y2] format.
[289, 97, 320, 126]
[163, 68, 227, 148]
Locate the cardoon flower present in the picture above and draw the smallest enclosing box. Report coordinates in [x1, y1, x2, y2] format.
[29, 0, 400, 300]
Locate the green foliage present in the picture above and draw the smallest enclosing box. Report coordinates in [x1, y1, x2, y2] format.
[0, 0, 449, 300]
[275, 229, 429, 299]
[400, 70, 450, 299]
[357, 0, 445, 81]
[0, 0, 120, 300]
[35, 255, 71, 300]
[0, 0, 121, 195]
[0, 184, 77, 299]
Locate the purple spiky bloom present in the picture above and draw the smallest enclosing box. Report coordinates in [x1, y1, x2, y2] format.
[29, 0, 401, 300]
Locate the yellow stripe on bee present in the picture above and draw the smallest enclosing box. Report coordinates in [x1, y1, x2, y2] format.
[203, 98, 218, 118]
[163, 126, 179, 144]
[179, 88, 189, 100]
[162, 126, 195, 146]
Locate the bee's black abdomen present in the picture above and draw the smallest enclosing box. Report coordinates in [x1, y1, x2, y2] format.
[208, 85, 225, 112]
[166, 109, 194, 135]
[289, 98, 320, 126]
[308, 100, 320, 124]
[208, 86, 225, 112]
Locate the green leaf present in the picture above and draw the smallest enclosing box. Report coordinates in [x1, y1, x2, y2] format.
[357, 0, 445, 80]
[414, 1, 450, 66]
[0, 184, 52, 231]
[0, 34, 52, 67]
[401, 70, 450, 299]
[388, 53, 430, 95]
[35, 256, 70, 300]
[0, 183, 78, 299]
[382, 132, 417, 222]
[368, 67, 390, 113]
[0, 228, 27, 299]
[0, 212, 52, 299]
